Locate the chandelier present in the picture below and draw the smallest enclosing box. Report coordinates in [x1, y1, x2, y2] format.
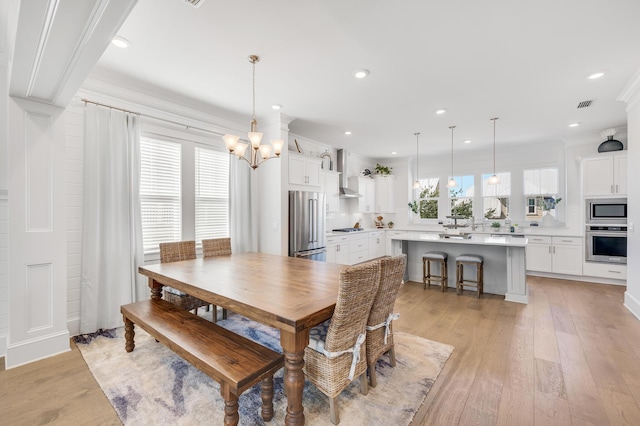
[222, 55, 284, 169]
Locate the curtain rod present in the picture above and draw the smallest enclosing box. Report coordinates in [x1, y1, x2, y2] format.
[80, 98, 226, 138]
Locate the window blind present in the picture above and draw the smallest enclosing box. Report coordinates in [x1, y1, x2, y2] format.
[140, 138, 182, 253]
[195, 147, 229, 242]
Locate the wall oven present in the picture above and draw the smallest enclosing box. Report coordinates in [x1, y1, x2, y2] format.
[585, 225, 627, 264]
[586, 198, 627, 224]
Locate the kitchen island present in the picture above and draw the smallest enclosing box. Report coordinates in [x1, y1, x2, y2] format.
[390, 233, 528, 304]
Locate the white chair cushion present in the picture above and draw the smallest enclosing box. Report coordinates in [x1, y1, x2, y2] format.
[423, 251, 448, 260]
[308, 319, 331, 352]
[456, 254, 483, 263]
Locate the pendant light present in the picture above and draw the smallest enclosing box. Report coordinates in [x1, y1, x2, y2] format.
[446, 126, 457, 187]
[412, 132, 421, 189]
[488, 117, 500, 184]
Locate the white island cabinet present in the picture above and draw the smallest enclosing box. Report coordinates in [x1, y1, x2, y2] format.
[390, 233, 528, 304]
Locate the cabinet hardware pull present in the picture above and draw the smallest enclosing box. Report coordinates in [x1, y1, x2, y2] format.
[549, 246, 551, 254]
[608, 270, 621, 274]
[616, 184, 619, 193]
[611, 184, 614, 193]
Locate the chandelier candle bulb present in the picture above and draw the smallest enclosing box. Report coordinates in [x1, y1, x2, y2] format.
[271, 139, 284, 156]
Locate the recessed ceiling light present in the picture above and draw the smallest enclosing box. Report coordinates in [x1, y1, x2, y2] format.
[353, 69, 369, 79]
[464, 140, 471, 144]
[390, 151, 397, 155]
[569, 122, 580, 127]
[435, 108, 447, 115]
[271, 104, 282, 110]
[344, 131, 352, 135]
[111, 36, 130, 48]
[588, 72, 604, 80]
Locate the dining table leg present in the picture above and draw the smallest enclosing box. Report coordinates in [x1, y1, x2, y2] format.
[148, 277, 163, 300]
[280, 329, 310, 425]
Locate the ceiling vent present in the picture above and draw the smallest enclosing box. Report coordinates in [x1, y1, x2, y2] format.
[577, 99, 594, 109]
[180, 0, 205, 8]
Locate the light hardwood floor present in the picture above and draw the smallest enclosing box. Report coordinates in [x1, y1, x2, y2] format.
[1, 277, 639, 425]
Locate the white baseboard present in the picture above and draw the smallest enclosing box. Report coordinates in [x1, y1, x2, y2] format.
[67, 317, 80, 337]
[624, 291, 640, 320]
[0, 334, 7, 358]
[5, 330, 70, 369]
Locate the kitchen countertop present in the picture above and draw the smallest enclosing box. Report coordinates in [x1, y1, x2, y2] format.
[393, 232, 529, 247]
[327, 226, 583, 238]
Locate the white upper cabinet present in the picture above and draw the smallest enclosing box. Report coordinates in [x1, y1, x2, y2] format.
[349, 177, 376, 213]
[582, 152, 627, 197]
[374, 175, 395, 213]
[289, 152, 321, 187]
[321, 171, 340, 213]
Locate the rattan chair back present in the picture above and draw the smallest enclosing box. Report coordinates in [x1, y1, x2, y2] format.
[159, 241, 196, 263]
[324, 260, 381, 353]
[202, 238, 232, 257]
[366, 254, 407, 365]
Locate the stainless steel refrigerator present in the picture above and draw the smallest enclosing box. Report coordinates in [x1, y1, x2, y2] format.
[289, 191, 326, 261]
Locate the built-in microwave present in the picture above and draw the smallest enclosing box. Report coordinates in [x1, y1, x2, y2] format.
[585, 198, 627, 224]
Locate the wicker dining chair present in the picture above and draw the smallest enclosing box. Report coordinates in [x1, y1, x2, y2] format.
[303, 260, 381, 425]
[202, 237, 232, 257]
[365, 254, 407, 387]
[159, 241, 210, 315]
[202, 238, 232, 321]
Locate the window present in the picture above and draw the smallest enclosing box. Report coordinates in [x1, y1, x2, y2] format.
[140, 138, 182, 253]
[413, 178, 439, 219]
[140, 135, 230, 255]
[448, 175, 474, 217]
[195, 147, 230, 241]
[482, 172, 511, 219]
[523, 168, 560, 221]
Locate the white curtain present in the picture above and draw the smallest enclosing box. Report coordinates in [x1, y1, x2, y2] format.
[80, 104, 144, 333]
[229, 157, 257, 253]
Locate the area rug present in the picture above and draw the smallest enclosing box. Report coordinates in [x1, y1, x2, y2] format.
[75, 317, 453, 425]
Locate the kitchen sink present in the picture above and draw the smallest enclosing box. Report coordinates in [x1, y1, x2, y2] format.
[439, 233, 472, 239]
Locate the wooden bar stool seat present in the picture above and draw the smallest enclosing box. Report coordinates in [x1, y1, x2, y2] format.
[456, 254, 484, 298]
[422, 251, 448, 291]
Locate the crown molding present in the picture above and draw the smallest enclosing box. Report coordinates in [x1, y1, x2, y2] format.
[618, 67, 640, 110]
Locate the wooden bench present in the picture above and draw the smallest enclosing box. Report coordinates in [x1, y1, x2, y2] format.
[120, 299, 284, 426]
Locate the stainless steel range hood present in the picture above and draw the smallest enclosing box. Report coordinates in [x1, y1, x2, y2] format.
[336, 149, 361, 198]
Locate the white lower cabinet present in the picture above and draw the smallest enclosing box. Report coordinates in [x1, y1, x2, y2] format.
[526, 236, 582, 275]
[349, 233, 370, 265]
[582, 261, 627, 280]
[368, 231, 385, 259]
[326, 235, 350, 265]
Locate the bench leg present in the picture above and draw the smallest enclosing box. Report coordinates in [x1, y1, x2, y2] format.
[220, 383, 239, 426]
[124, 316, 135, 352]
[260, 376, 274, 421]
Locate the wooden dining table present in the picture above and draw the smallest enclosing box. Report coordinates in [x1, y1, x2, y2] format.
[138, 252, 346, 425]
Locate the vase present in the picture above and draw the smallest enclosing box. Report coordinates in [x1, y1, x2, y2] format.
[598, 135, 623, 153]
[541, 211, 556, 227]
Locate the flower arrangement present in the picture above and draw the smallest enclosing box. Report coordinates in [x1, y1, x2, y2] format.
[538, 197, 562, 211]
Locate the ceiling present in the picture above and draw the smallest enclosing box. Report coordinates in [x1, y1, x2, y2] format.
[92, 0, 640, 158]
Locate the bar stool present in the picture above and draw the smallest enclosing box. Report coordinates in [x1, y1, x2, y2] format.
[422, 251, 448, 291]
[456, 254, 484, 298]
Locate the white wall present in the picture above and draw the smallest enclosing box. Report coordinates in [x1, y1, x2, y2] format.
[65, 103, 84, 335]
[619, 70, 640, 319]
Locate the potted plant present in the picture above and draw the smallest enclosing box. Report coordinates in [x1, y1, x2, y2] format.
[374, 163, 392, 175]
[491, 222, 501, 229]
[387, 221, 395, 229]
